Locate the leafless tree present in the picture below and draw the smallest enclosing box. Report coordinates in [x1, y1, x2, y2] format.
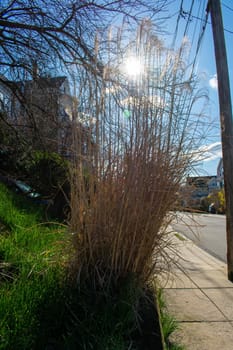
[0, 0, 170, 166]
[0, 0, 169, 80]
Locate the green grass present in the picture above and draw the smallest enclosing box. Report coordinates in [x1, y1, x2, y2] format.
[157, 289, 185, 350]
[0, 183, 67, 349]
[0, 183, 142, 350]
[52, 275, 140, 350]
[174, 233, 186, 241]
[0, 182, 166, 349]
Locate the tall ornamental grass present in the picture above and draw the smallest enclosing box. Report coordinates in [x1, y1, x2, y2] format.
[68, 20, 208, 288]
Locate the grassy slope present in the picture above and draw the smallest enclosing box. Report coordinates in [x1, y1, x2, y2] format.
[0, 183, 140, 350]
[0, 183, 177, 350]
[0, 183, 67, 349]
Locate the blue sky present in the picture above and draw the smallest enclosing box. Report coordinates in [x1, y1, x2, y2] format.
[162, 0, 233, 176]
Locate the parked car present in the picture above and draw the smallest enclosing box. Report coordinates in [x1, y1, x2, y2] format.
[209, 203, 216, 214]
[14, 180, 41, 198]
[0, 175, 68, 220]
[0, 175, 49, 204]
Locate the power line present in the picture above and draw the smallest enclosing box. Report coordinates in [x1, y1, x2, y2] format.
[222, 2, 233, 12]
[173, 0, 195, 66]
[178, 0, 209, 76]
[171, 0, 184, 48]
[190, 1, 209, 72]
[185, 12, 233, 34]
[168, 0, 232, 82]
[190, 0, 203, 45]
[181, 0, 195, 39]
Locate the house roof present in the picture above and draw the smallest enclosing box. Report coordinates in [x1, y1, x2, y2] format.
[0, 75, 68, 96]
[187, 176, 217, 188]
[21, 76, 67, 90]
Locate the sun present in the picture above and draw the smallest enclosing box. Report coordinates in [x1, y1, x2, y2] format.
[123, 56, 143, 78]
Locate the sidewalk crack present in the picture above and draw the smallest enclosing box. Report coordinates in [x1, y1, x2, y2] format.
[174, 262, 233, 328]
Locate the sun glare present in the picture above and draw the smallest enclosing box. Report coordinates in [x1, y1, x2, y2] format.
[123, 56, 143, 78]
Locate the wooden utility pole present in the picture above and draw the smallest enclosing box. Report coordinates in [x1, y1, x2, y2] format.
[208, 0, 233, 281]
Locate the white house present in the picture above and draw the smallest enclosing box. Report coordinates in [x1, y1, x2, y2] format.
[1, 74, 75, 156]
[0, 76, 12, 114]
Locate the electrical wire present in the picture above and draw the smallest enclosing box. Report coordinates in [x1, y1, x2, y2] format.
[188, 13, 233, 35]
[222, 2, 233, 12]
[190, 1, 209, 75]
[173, 0, 209, 77]
[171, 0, 184, 48]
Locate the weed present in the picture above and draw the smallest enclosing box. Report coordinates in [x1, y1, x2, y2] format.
[157, 289, 185, 350]
[174, 233, 186, 241]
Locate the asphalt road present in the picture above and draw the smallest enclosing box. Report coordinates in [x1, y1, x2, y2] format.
[172, 212, 227, 262]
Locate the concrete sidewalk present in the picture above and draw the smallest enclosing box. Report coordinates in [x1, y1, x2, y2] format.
[161, 234, 233, 350]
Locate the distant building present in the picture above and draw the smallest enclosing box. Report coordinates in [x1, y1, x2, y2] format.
[207, 176, 219, 192]
[187, 176, 218, 198]
[184, 175, 219, 209]
[0, 76, 12, 114]
[2, 74, 75, 156]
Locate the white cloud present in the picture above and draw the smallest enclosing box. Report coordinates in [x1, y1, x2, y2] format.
[193, 142, 222, 162]
[209, 74, 218, 89]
